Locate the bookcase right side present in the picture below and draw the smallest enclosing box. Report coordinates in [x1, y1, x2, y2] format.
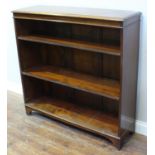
[119, 18, 141, 136]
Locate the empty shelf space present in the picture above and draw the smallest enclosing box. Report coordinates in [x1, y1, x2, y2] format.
[18, 35, 121, 56]
[22, 66, 120, 100]
[26, 96, 119, 137]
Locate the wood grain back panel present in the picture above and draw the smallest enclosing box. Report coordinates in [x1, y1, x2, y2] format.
[15, 19, 121, 48]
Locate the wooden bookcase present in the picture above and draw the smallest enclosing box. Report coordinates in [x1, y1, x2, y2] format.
[13, 6, 141, 149]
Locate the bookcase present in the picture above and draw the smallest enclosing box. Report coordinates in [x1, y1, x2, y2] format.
[13, 6, 141, 149]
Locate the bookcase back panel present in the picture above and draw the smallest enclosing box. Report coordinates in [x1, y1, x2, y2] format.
[18, 41, 43, 70]
[15, 19, 121, 48]
[23, 76, 119, 116]
[22, 75, 44, 102]
[18, 41, 120, 80]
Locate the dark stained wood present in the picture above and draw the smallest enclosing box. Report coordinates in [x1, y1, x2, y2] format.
[22, 65, 120, 100]
[102, 54, 120, 80]
[12, 6, 139, 21]
[13, 6, 141, 149]
[119, 20, 140, 135]
[13, 6, 141, 27]
[13, 13, 123, 28]
[25, 96, 119, 137]
[15, 19, 121, 48]
[18, 35, 121, 56]
[72, 48, 102, 76]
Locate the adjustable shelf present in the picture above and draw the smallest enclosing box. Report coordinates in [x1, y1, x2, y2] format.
[18, 35, 121, 56]
[13, 6, 140, 149]
[22, 66, 120, 100]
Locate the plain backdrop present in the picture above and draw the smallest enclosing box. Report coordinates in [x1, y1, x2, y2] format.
[6, 0, 147, 135]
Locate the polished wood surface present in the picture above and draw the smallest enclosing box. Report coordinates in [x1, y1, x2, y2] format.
[22, 66, 120, 100]
[14, 13, 123, 28]
[13, 5, 140, 22]
[119, 20, 140, 133]
[13, 7, 140, 149]
[13, 6, 141, 28]
[26, 96, 118, 137]
[18, 35, 121, 56]
[15, 19, 121, 47]
[8, 91, 147, 155]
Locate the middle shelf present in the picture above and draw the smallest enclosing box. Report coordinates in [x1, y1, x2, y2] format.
[22, 65, 120, 100]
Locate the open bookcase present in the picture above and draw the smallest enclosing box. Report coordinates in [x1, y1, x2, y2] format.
[13, 6, 140, 149]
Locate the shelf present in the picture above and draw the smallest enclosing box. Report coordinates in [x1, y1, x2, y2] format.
[26, 97, 119, 137]
[18, 35, 121, 56]
[22, 66, 120, 100]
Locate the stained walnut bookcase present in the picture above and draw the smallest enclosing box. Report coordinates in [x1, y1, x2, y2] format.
[13, 6, 140, 149]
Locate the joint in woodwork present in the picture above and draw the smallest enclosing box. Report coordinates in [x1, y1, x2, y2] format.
[111, 138, 122, 150]
[25, 107, 32, 115]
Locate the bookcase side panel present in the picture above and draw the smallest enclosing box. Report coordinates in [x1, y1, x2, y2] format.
[119, 20, 140, 134]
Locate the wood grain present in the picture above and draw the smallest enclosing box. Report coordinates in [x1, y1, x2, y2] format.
[22, 65, 120, 100]
[119, 20, 140, 133]
[26, 96, 119, 137]
[18, 35, 121, 56]
[12, 6, 140, 22]
[13, 6, 141, 28]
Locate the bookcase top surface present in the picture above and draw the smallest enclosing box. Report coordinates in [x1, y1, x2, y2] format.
[13, 5, 140, 22]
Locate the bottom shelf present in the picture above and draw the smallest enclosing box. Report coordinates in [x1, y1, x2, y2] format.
[26, 97, 119, 137]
